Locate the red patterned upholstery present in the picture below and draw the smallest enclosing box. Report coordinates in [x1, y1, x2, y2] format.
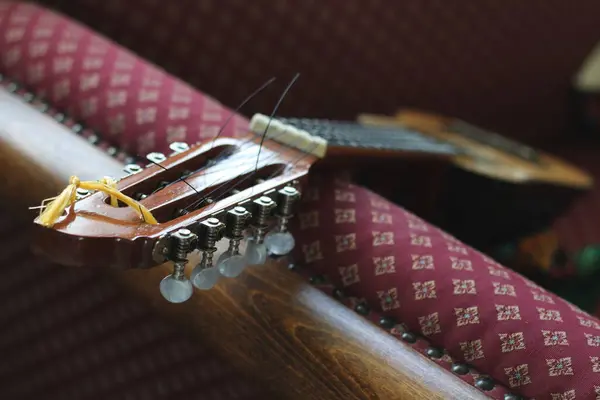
[0, 1, 248, 155]
[292, 174, 600, 399]
[1, 2, 600, 399]
[36, 0, 600, 144]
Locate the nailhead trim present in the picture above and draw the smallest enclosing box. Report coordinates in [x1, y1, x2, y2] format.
[354, 302, 370, 316]
[475, 376, 496, 391]
[400, 332, 417, 344]
[504, 394, 524, 400]
[451, 363, 470, 375]
[426, 346, 444, 359]
[0, 72, 525, 400]
[308, 274, 326, 285]
[0, 74, 141, 166]
[379, 316, 396, 330]
[299, 266, 524, 399]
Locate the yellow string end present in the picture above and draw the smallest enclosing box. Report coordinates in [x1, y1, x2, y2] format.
[36, 175, 158, 228]
[36, 176, 80, 227]
[99, 176, 119, 207]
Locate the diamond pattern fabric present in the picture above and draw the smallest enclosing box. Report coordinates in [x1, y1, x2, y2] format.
[37, 0, 600, 143]
[292, 173, 600, 399]
[0, 1, 248, 156]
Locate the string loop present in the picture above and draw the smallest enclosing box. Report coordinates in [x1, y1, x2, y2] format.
[35, 175, 158, 227]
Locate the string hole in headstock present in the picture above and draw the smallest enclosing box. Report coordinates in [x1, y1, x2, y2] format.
[155, 181, 170, 192]
[113, 143, 234, 205]
[142, 162, 286, 224]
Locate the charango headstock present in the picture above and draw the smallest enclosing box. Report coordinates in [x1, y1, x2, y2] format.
[31, 113, 327, 303]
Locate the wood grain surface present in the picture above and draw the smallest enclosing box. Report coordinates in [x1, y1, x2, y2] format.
[0, 89, 490, 399]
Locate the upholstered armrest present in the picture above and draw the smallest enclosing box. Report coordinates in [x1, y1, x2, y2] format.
[292, 174, 600, 400]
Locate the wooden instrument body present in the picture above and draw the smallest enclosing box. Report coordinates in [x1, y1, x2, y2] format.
[358, 110, 593, 189]
[0, 88, 488, 399]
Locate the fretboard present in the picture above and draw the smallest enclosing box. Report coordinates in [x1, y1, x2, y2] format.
[276, 118, 460, 156]
[448, 120, 540, 163]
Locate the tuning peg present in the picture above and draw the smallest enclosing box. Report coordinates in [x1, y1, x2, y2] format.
[216, 206, 251, 277]
[265, 186, 300, 256]
[169, 142, 190, 154]
[160, 228, 197, 303]
[245, 196, 276, 265]
[191, 218, 225, 290]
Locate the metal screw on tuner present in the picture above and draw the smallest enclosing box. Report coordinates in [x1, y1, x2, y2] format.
[169, 142, 190, 154]
[191, 218, 225, 290]
[123, 163, 143, 175]
[264, 186, 300, 256]
[245, 196, 276, 265]
[75, 188, 90, 200]
[216, 207, 251, 277]
[146, 152, 167, 164]
[159, 228, 198, 303]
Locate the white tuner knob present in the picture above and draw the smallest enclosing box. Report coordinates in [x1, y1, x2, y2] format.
[216, 206, 251, 277]
[160, 228, 196, 303]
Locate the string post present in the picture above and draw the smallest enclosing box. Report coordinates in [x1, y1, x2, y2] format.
[244, 196, 275, 265]
[191, 218, 225, 290]
[216, 206, 251, 278]
[160, 228, 197, 303]
[265, 186, 300, 256]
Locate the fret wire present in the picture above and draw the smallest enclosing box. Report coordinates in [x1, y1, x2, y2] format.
[277, 117, 460, 155]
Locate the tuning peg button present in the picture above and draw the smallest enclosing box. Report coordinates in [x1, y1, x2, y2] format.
[245, 237, 268, 265]
[191, 218, 225, 290]
[160, 228, 197, 303]
[190, 265, 220, 290]
[217, 252, 247, 277]
[264, 231, 295, 256]
[159, 275, 193, 303]
[265, 186, 300, 256]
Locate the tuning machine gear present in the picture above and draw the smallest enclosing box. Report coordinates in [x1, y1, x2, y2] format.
[191, 218, 225, 290]
[264, 186, 300, 256]
[159, 228, 198, 303]
[216, 206, 251, 277]
[245, 196, 276, 265]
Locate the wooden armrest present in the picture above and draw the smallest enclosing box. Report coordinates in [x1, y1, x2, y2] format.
[0, 88, 488, 400]
[0, 89, 123, 215]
